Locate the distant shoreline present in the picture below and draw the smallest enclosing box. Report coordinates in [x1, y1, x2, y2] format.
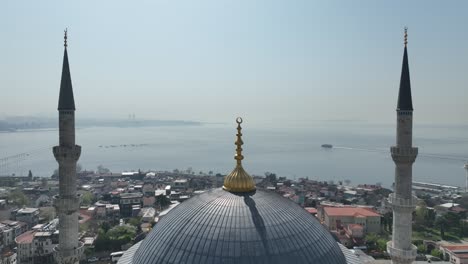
[0, 119, 203, 132]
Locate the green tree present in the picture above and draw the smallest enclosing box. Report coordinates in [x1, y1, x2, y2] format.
[414, 206, 428, 231]
[80, 222, 90, 233]
[457, 195, 468, 210]
[365, 233, 379, 250]
[84, 247, 95, 257]
[382, 212, 393, 232]
[425, 208, 436, 228]
[417, 244, 426, 253]
[107, 225, 136, 240]
[97, 165, 110, 174]
[95, 225, 137, 252]
[156, 195, 171, 209]
[8, 189, 29, 207]
[376, 239, 388, 252]
[81, 191, 95, 206]
[41, 178, 48, 188]
[128, 217, 141, 227]
[52, 168, 59, 179]
[101, 221, 111, 233]
[435, 216, 448, 239]
[461, 219, 468, 237]
[107, 225, 137, 250]
[431, 249, 443, 259]
[444, 212, 461, 229]
[39, 207, 55, 222]
[265, 172, 277, 183]
[94, 230, 110, 251]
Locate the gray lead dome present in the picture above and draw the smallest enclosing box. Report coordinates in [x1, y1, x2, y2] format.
[133, 188, 347, 264]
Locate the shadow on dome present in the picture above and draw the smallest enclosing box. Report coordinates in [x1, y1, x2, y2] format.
[243, 194, 271, 259]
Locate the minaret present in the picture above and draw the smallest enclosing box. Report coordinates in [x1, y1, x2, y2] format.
[53, 29, 83, 264]
[464, 162, 468, 193]
[387, 28, 418, 264]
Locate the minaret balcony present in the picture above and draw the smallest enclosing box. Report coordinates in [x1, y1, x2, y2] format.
[53, 194, 82, 214]
[53, 241, 84, 264]
[387, 241, 417, 263]
[391, 146, 418, 163]
[388, 193, 416, 210]
[397, 110, 413, 116]
[53, 145, 81, 163]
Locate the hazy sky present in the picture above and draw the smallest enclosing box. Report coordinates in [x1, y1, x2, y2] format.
[2, 1, 467, 126]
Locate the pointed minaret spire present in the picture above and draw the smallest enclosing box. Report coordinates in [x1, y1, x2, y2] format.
[58, 28, 76, 111]
[397, 27, 413, 111]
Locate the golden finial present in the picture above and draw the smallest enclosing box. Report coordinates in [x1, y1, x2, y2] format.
[64, 28, 68, 48]
[223, 117, 256, 193]
[234, 117, 244, 166]
[404, 27, 408, 47]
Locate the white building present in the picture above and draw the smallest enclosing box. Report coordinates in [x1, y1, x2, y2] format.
[11, 208, 39, 229]
[0, 225, 14, 251]
[439, 244, 468, 264]
[323, 207, 381, 234]
[172, 179, 188, 191]
[15, 231, 35, 264]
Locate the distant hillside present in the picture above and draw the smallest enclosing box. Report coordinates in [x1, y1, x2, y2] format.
[0, 116, 202, 132]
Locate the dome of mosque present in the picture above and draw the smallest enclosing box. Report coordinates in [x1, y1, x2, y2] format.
[132, 188, 347, 264]
[124, 118, 351, 264]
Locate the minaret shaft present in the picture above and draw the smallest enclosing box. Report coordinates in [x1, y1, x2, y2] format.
[388, 112, 418, 264]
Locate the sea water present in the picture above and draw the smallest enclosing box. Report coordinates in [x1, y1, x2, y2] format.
[0, 122, 467, 188]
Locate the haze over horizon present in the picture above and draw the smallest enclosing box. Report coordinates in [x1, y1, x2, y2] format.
[2, 1, 467, 127]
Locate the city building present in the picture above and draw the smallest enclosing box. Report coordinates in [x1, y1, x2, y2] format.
[387, 28, 419, 264]
[142, 183, 155, 196]
[0, 220, 27, 241]
[16, 231, 35, 264]
[323, 207, 381, 234]
[439, 244, 468, 264]
[142, 183, 155, 207]
[0, 251, 16, 264]
[15, 220, 59, 264]
[92, 201, 120, 219]
[117, 119, 361, 264]
[332, 224, 365, 248]
[139, 207, 156, 223]
[0, 224, 14, 251]
[434, 202, 466, 217]
[119, 193, 143, 217]
[172, 179, 188, 191]
[33, 231, 56, 263]
[10, 208, 39, 229]
[142, 195, 155, 207]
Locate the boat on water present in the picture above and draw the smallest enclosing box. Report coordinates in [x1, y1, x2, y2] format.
[321, 144, 333, 148]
